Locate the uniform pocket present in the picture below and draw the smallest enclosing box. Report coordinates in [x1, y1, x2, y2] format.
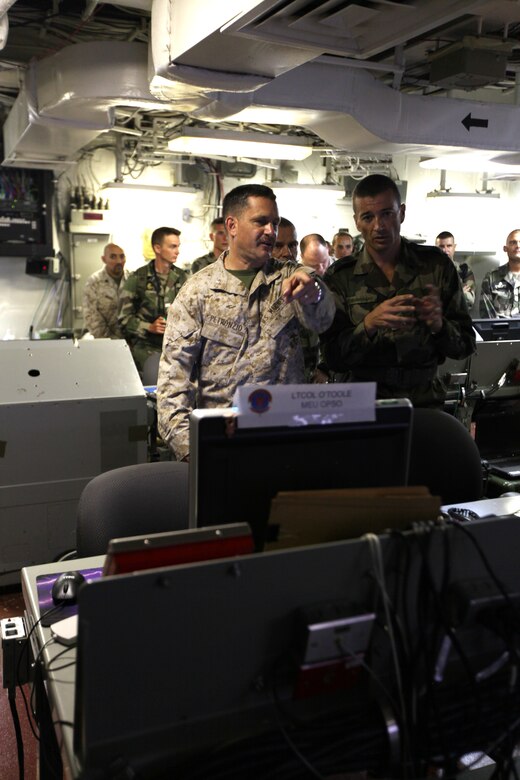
[200, 321, 245, 369]
[346, 293, 378, 324]
[201, 321, 244, 348]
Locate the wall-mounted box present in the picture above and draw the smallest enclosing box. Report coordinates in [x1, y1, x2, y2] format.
[0, 169, 54, 257]
[0, 339, 148, 581]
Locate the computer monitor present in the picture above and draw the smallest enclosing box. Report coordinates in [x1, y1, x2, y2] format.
[74, 515, 520, 779]
[472, 318, 520, 341]
[189, 399, 413, 548]
[468, 340, 520, 400]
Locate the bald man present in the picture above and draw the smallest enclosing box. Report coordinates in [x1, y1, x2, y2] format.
[82, 243, 128, 338]
[300, 233, 331, 277]
[480, 229, 520, 318]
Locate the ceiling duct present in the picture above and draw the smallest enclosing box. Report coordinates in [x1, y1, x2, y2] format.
[2, 41, 163, 169]
[190, 58, 520, 157]
[147, 0, 520, 157]
[148, 0, 493, 98]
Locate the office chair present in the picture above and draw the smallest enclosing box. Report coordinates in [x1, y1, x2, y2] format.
[142, 352, 161, 386]
[408, 408, 483, 505]
[76, 461, 190, 557]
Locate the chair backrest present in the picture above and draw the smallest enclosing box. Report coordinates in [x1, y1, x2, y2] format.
[142, 352, 161, 385]
[408, 409, 483, 505]
[76, 461, 190, 557]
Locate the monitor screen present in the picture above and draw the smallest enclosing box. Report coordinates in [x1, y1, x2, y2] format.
[468, 340, 520, 400]
[189, 399, 412, 549]
[472, 318, 520, 341]
[74, 515, 520, 779]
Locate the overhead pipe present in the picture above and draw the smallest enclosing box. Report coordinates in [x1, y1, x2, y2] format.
[83, 0, 151, 17]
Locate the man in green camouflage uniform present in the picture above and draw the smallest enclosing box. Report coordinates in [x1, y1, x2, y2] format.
[191, 217, 228, 274]
[322, 174, 475, 406]
[157, 184, 335, 461]
[83, 243, 128, 338]
[480, 229, 520, 318]
[118, 227, 187, 373]
[435, 231, 476, 310]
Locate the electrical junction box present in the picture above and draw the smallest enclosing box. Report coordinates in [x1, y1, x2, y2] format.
[69, 208, 111, 234]
[0, 339, 148, 583]
[429, 36, 510, 89]
[0, 169, 54, 257]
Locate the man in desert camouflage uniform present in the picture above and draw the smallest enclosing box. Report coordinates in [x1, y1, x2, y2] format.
[480, 229, 520, 318]
[322, 174, 475, 407]
[272, 217, 299, 266]
[157, 184, 335, 461]
[82, 243, 128, 338]
[118, 227, 187, 373]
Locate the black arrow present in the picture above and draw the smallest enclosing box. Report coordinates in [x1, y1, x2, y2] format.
[462, 112, 489, 132]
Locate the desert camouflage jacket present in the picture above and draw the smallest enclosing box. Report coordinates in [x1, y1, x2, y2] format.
[118, 261, 188, 349]
[157, 255, 335, 460]
[321, 239, 475, 404]
[480, 263, 520, 318]
[82, 266, 128, 339]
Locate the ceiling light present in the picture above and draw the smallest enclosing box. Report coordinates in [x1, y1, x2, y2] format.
[167, 127, 313, 161]
[420, 153, 520, 175]
[101, 183, 197, 193]
[269, 182, 345, 199]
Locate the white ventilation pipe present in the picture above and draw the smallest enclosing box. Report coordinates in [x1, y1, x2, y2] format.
[191, 58, 520, 157]
[0, 0, 17, 51]
[84, 0, 151, 14]
[2, 41, 166, 167]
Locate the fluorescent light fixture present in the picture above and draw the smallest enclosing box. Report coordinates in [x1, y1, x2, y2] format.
[269, 183, 345, 201]
[101, 183, 197, 193]
[420, 153, 520, 174]
[269, 183, 344, 192]
[167, 127, 313, 161]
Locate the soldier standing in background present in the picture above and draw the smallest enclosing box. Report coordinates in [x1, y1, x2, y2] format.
[435, 231, 476, 310]
[272, 217, 299, 266]
[331, 231, 354, 260]
[118, 227, 187, 373]
[191, 217, 228, 274]
[480, 229, 520, 318]
[82, 243, 128, 339]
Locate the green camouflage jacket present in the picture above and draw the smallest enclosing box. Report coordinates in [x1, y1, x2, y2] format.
[455, 260, 476, 310]
[322, 239, 475, 405]
[118, 261, 188, 349]
[157, 255, 335, 460]
[191, 251, 217, 275]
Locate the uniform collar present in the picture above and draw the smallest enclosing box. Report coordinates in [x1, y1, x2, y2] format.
[354, 238, 417, 287]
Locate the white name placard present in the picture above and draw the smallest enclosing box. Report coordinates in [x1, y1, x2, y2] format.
[233, 383, 376, 428]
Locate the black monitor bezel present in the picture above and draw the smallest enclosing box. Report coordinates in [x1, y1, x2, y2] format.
[189, 400, 413, 549]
